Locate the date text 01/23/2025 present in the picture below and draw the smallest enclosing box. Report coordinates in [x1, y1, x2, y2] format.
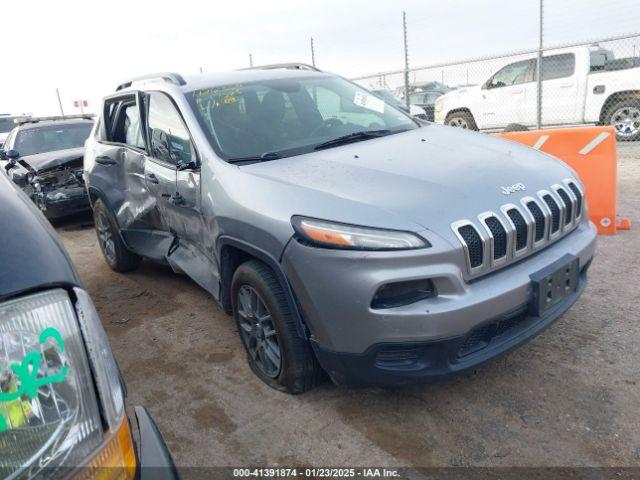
[233, 468, 400, 478]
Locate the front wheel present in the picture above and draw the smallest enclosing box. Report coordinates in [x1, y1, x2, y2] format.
[445, 111, 478, 130]
[606, 99, 640, 141]
[231, 260, 323, 394]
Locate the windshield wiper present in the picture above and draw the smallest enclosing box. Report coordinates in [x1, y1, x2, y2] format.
[227, 152, 281, 164]
[313, 129, 396, 151]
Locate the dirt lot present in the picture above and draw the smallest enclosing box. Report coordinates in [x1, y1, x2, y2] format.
[56, 144, 640, 469]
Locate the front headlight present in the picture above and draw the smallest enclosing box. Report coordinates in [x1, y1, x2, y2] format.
[292, 216, 429, 250]
[0, 288, 132, 479]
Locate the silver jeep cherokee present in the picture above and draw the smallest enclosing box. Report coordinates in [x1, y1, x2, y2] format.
[84, 67, 597, 393]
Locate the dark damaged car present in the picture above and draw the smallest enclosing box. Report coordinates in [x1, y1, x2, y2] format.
[1, 115, 94, 220]
[0, 164, 177, 478]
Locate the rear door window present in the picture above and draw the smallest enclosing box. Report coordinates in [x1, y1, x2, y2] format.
[112, 103, 145, 149]
[541, 53, 575, 81]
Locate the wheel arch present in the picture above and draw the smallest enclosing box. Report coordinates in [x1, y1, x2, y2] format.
[87, 185, 132, 249]
[217, 236, 310, 340]
[444, 107, 477, 125]
[87, 186, 120, 226]
[599, 90, 640, 124]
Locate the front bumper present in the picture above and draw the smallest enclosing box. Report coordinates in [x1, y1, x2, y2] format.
[312, 265, 588, 386]
[38, 186, 91, 219]
[282, 220, 597, 386]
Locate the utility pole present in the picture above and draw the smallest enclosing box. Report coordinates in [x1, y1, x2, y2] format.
[536, 0, 544, 129]
[310, 37, 316, 67]
[55, 88, 65, 117]
[249, 53, 253, 68]
[403, 11, 410, 109]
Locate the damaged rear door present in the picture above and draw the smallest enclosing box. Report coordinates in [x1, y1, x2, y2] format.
[90, 92, 168, 255]
[143, 91, 220, 298]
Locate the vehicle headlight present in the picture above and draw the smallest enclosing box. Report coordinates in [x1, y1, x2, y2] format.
[0, 288, 134, 479]
[292, 216, 429, 250]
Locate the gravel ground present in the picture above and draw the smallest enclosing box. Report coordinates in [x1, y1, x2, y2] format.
[56, 143, 640, 470]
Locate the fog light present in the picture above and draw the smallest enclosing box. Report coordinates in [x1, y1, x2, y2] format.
[375, 348, 422, 369]
[371, 279, 437, 309]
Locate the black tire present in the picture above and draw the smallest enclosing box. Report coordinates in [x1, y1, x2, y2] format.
[93, 198, 141, 272]
[503, 123, 529, 133]
[605, 98, 640, 142]
[445, 110, 478, 130]
[231, 260, 323, 394]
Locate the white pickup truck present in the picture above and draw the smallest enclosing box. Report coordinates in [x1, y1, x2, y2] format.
[433, 46, 640, 141]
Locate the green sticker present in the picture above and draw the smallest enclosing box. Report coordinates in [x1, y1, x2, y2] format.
[0, 327, 69, 432]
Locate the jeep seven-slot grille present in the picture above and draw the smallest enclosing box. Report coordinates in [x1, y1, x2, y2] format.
[506, 208, 527, 251]
[556, 188, 573, 226]
[527, 201, 546, 242]
[543, 194, 561, 233]
[484, 216, 507, 260]
[568, 182, 583, 217]
[457, 225, 484, 268]
[452, 181, 582, 276]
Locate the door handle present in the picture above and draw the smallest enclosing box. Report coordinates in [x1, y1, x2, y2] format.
[146, 173, 159, 184]
[95, 155, 117, 165]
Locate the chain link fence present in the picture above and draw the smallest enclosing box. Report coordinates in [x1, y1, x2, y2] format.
[348, 3, 640, 142]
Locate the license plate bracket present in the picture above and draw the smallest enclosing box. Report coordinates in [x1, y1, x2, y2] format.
[529, 254, 580, 316]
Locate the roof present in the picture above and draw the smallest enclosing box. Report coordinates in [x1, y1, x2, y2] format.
[15, 117, 94, 131]
[117, 68, 331, 94]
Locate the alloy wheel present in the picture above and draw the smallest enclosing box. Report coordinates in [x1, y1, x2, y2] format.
[236, 285, 282, 378]
[611, 106, 640, 139]
[448, 117, 469, 129]
[96, 212, 116, 264]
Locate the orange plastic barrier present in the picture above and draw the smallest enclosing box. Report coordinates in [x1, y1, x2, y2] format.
[495, 126, 630, 235]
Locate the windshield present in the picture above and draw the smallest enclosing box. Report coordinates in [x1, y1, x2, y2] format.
[14, 122, 93, 156]
[188, 75, 417, 161]
[0, 117, 17, 133]
[372, 90, 404, 108]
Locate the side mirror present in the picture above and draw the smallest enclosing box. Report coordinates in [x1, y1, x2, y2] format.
[151, 129, 170, 159]
[6, 149, 20, 160]
[177, 158, 197, 171]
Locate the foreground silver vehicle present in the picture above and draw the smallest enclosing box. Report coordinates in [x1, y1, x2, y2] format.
[84, 68, 597, 393]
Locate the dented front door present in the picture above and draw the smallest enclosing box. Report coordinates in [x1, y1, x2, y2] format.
[144, 91, 220, 298]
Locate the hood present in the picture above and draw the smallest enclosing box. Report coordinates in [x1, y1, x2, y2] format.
[438, 85, 480, 101]
[20, 147, 84, 172]
[241, 125, 576, 241]
[0, 170, 81, 299]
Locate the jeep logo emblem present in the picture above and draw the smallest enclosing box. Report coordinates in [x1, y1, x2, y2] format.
[500, 183, 526, 195]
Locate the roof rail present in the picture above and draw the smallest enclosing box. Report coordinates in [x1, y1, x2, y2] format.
[116, 72, 186, 91]
[14, 114, 95, 125]
[240, 63, 322, 72]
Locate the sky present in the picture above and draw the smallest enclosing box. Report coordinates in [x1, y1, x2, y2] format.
[1, 0, 638, 116]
